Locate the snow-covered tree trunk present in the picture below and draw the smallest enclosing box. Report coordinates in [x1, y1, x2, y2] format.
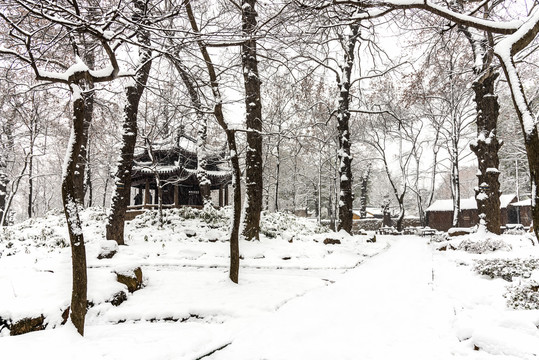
[106, 0, 152, 245]
[470, 70, 502, 234]
[184, 0, 240, 282]
[450, 147, 461, 228]
[274, 122, 282, 212]
[336, 23, 360, 234]
[0, 154, 8, 225]
[492, 12, 539, 239]
[0, 115, 14, 226]
[359, 163, 371, 218]
[63, 84, 88, 336]
[241, 0, 263, 241]
[27, 115, 36, 218]
[73, 42, 95, 206]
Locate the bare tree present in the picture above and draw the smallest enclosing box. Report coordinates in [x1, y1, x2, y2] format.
[106, 0, 153, 246]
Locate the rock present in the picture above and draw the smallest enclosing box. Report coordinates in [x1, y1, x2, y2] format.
[110, 291, 128, 306]
[323, 238, 341, 245]
[0, 316, 10, 332]
[10, 315, 46, 336]
[61, 307, 69, 325]
[448, 227, 473, 237]
[282, 256, 291, 260]
[115, 267, 143, 293]
[97, 240, 119, 259]
[205, 229, 221, 242]
[437, 243, 456, 251]
[366, 235, 377, 243]
[185, 229, 197, 238]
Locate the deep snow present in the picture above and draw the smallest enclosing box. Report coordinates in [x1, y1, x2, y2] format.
[1, 208, 538, 359]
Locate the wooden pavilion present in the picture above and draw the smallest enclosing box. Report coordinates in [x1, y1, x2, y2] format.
[425, 194, 518, 231]
[126, 132, 232, 218]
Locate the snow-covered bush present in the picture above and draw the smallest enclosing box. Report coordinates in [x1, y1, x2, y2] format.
[504, 280, 539, 310]
[132, 207, 229, 229]
[474, 258, 539, 281]
[260, 211, 327, 239]
[431, 232, 448, 243]
[457, 238, 512, 254]
[503, 224, 527, 235]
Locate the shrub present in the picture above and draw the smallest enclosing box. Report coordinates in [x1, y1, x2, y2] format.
[474, 258, 539, 281]
[457, 238, 512, 254]
[504, 280, 539, 310]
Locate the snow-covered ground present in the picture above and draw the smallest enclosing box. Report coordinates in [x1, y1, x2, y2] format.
[1, 208, 538, 359]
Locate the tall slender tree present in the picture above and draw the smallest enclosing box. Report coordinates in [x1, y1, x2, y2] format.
[106, 0, 153, 245]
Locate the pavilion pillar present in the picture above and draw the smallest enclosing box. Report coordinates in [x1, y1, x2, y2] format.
[224, 184, 229, 206]
[174, 185, 179, 208]
[219, 185, 224, 208]
[144, 178, 150, 208]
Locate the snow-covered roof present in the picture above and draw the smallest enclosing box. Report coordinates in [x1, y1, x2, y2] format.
[511, 199, 531, 207]
[352, 207, 384, 218]
[426, 194, 517, 212]
[500, 194, 517, 208]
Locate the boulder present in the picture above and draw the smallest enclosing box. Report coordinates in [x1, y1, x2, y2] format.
[366, 234, 377, 243]
[115, 267, 143, 293]
[448, 227, 473, 237]
[97, 240, 119, 259]
[10, 315, 46, 336]
[110, 291, 128, 306]
[323, 238, 341, 245]
[185, 229, 197, 238]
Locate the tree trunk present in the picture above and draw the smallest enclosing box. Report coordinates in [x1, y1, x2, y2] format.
[27, 114, 36, 218]
[336, 24, 360, 234]
[274, 123, 281, 212]
[0, 168, 6, 225]
[497, 54, 539, 240]
[226, 130, 241, 283]
[470, 70, 502, 234]
[396, 195, 405, 231]
[85, 139, 93, 207]
[73, 34, 96, 206]
[184, 0, 240, 282]
[63, 85, 88, 336]
[451, 138, 461, 228]
[359, 163, 371, 218]
[106, 0, 152, 245]
[241, 0, 263, 241]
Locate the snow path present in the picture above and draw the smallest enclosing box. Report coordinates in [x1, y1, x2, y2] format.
[210, 236, 460, 360]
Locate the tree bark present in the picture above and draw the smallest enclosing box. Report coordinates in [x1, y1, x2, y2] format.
[470, 70, 502, 234]
[73, 19, 97, 206]
[497, 54, 539, 239]
[359, 163, 371, 218]
[336, 23, 360, 234]
[241, 0, 264, 241]
[63, 85, 87, 336]
[106, 0, 152, 245]
[184, 0, 240, 282]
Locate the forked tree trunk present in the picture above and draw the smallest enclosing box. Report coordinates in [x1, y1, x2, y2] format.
[470, 70, 502, 234]
[336, 23, 360, 234]
[63, 85, 88, 336]
[241, 0, 263, 241]
[106, 0, 152, 245]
